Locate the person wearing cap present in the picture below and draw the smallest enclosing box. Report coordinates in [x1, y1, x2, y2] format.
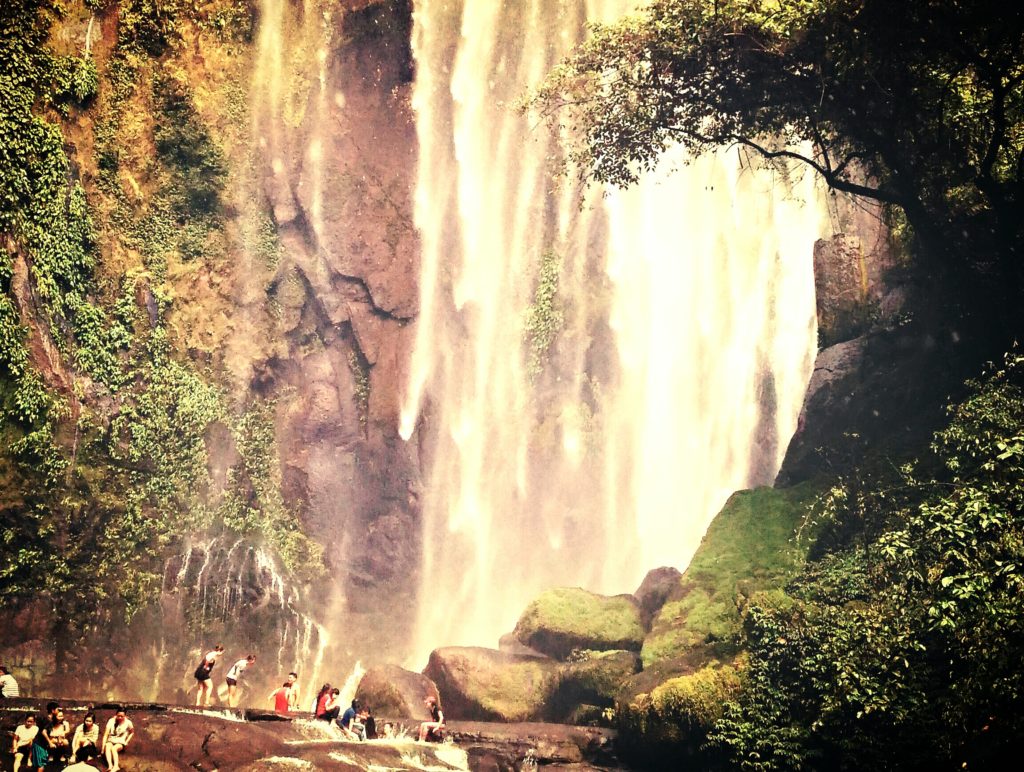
[418, 696, 445, 742]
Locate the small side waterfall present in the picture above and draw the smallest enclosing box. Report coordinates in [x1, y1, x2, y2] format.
[404, 0, 825, 656]
[161, 537, 328, 705]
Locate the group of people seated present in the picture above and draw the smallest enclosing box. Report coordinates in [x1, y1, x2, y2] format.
[9, 703, 134, 772]
[310, 688, 446, 743]
[313, 687, 375, 740]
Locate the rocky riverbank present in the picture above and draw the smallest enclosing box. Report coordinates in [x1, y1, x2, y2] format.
[0, 699, 623, 771]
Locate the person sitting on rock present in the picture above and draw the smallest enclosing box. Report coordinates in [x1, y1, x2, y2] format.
[101, 707, 135, 772]
[418, 696, 445, 742]
[362, 708, 377, 740]
[316, 688, 341, 724]
[313, 683, 331, 717]
[70, 712, 100, 760]
[11, 713, 37, 772]
[339, 699, 363, 740]
[63, 743, 101, 771]
[37, 704, 70, 768]
[0, 665, 20, 698]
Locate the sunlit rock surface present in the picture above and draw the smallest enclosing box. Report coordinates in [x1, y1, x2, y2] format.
[513, 588, 644, 661]
[423, 647, 561, 723]
[1, 700, 621, 771]
[355, 664, 438, 720]
[638, 485, 818, 669]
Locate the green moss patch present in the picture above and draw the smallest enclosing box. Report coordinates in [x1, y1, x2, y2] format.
[514, 587, 645, 660]
[642, 483, 820, 668]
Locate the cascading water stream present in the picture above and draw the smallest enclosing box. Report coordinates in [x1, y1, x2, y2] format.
[404, 0, 827, 658]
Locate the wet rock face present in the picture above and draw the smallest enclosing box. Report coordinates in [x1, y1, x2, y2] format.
[813, 191, 899, 348]
[632, 567, 682, 631]
[778, 189, 975, 485]
[240, 0, 422, 661]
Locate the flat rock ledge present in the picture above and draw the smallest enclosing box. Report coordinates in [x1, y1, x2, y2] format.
[1, 699, 623, 771]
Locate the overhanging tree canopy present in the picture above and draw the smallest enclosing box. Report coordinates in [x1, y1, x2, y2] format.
[529, 0, 1023, 308]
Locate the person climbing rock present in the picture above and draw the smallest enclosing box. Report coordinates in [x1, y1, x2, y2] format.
[194, 644, 224, 707]
[225, 653, 256, 708]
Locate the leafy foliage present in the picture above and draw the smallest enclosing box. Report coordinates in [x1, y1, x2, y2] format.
[705, 353, 1024, 770]
[529, 0, 1024, 322]
[0, 0, 318, 682]
[523, 249, 564, 379]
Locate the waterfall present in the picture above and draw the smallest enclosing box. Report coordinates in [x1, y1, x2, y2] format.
[403, 0, 826, 658]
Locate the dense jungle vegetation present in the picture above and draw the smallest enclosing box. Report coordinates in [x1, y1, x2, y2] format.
[531, 0, 1024, 769]
[2, 0, 1023, 768]
[1, 0, 318, 687]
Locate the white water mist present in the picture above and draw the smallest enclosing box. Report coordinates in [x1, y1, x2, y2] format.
[403, 0, 826, 659]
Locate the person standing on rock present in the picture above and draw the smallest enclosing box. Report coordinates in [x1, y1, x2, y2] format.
[101, 707, 134, 772]
[225, 654, 256, 708]
[286, 671, 301, 711]
[418, 696, 445, 742]
[193, 644, 224, 707]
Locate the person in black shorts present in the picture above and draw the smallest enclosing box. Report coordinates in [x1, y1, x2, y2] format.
[193, 644, 224, 707]
[225, 654, 256, 707]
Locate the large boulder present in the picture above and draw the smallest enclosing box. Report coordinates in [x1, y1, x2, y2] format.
[615, 662, 742, 769]
[423, 647, 561, 722]
[513, 588, 644, 661]
[633, 567, 683, 630]
[546, 650, 641, 724]
[355, 664, 439, 719]
[641, 485, 818, 669]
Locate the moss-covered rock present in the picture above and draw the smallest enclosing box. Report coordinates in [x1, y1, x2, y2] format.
[546, 649, 640, 723]
[616, 662, 742, 769]
[423, 646, 561, 722]
[513, 587, 644, 661]
[641, 484, 819, 668]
